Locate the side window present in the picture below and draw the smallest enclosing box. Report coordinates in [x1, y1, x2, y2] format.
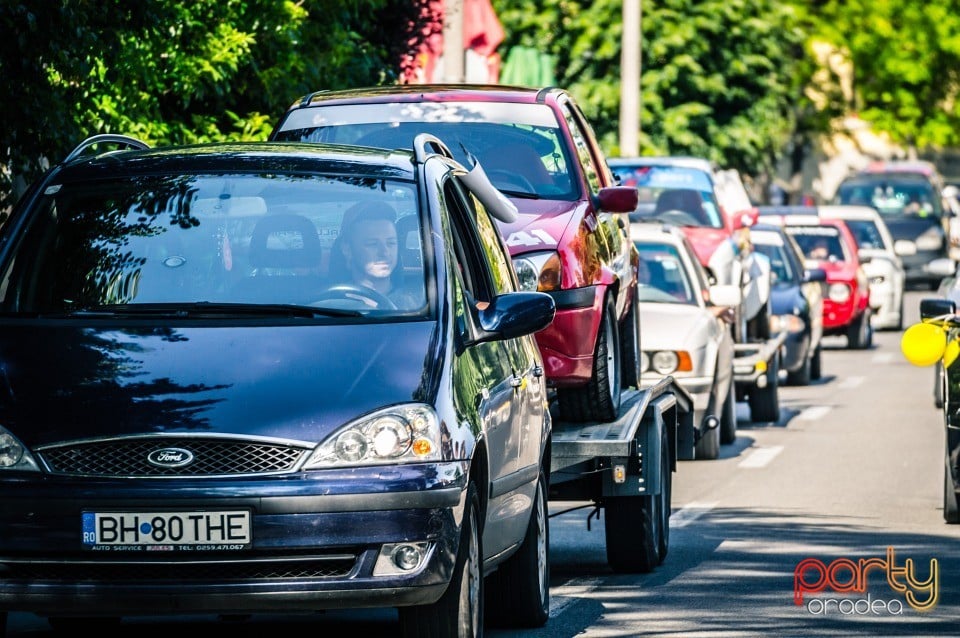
[444, 180, 497, 304]
[559, 102, 602, 194]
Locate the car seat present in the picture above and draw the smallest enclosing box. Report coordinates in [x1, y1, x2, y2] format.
[232, 213, 324, 303]
[654, 188, 708, 225]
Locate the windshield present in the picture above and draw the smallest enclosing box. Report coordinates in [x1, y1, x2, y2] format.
[785, 226, 848, 263]
[1, 173, 430, 319]
[273, 102, 577, 200]
[610, 165, 725, 229]
[634, 241, 698, 305]
[843, 219, 888, 251]
[835, 177, 943, 218]
[751, 239, 796, 286]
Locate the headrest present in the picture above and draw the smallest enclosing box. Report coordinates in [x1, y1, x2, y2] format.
[248, 214, 322, 270]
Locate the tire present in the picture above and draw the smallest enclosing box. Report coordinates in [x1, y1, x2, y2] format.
[557, 295, 621, 423]
[748, 355, 780, 423]
[604, 430, 669, 573]
[847, 309, 872, 350]
[619, 290, 642, 390]
[895, 295, 904, 331]
[810, 343, 822, 381]
[747, 300, 771, 341]
[719, 381, 737, 445]
[694, 417, 720, 460]
[935, 361, 945, 410]
[485, 467, 550, 629]
[786, 351, 812, 386]
[946, 463, 960, 524]
[399, 481, 483, 638]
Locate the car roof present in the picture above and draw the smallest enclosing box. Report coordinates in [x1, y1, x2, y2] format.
[286, 84, 561, 110]
[53, 141, 417, 182]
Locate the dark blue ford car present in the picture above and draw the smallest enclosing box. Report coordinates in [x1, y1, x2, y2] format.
[0, 134, 555, 635]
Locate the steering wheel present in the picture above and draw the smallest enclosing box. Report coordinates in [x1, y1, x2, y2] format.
[310, 284, 397, 310]
[485, 169, 537, 193]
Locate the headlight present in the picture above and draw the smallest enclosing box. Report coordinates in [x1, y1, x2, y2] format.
[513, 252, 562, 292]
[769, 314, 806, 334]
[0, 426, 40, 472]
[916, 227, 944, 251]
[828, 282, 851, 303]
[646, 350, 692, 375]
[304, 404, 442, 469]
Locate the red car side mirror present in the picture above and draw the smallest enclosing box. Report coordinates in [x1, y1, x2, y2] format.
[595, 186, 639, 213]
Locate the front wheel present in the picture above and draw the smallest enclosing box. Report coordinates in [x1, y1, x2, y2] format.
[748, 355, 780, 423]
[485, 467, 550, 628]
[399, 481, 483, 638]
[946, 463, 960, 524]
[557, 295, 621, 422]
[810, 343, 823, 381]
[719, 381, 737, 445]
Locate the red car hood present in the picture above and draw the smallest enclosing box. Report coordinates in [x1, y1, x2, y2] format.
[495, 198, 584, 255]
[679, 227, 732, 266]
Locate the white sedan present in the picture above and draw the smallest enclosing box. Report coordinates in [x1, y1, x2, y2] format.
[631, 222, 740, 460]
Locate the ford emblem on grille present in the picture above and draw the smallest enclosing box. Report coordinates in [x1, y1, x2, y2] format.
[147, 447, 195, 468]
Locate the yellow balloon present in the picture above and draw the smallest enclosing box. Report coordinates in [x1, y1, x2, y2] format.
[946, 339, 960, 368]
[901, 323, 947, 367]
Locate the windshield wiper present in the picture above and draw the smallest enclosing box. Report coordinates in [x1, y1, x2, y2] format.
[67, 302, 362, 318]
[498, 188, 540, 199]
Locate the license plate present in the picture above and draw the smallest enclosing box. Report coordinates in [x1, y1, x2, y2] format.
[82, 510, 251, 551]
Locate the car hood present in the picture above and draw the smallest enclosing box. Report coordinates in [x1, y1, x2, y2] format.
[495, 198, 583, 255]
[882, 215, 942, 241]
[679, 227, 732, 266]
[639, 303, 713, 349]
[0, 322, 439, 447]
[807, 259, 859, 282]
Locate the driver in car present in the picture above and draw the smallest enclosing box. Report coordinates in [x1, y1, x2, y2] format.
[332, 201, 423, 310]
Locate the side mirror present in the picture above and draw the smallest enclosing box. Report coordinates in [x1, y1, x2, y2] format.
[803, 268, 828, 283]
[920, 298, 956, 320]
[595, 186, 639, 214]
[707, 284, 742, 307]
[477, 292, 556, 341]
[894, 239, 917, 256]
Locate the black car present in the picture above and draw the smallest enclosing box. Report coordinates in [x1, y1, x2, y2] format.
[0, 134, 556, 635]
[749, 223, 827, 385]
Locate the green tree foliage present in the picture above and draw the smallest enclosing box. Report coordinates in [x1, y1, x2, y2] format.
[0, 0, 438, 209]
[809, 0, 960, 150]
[493, 0, 806, 177]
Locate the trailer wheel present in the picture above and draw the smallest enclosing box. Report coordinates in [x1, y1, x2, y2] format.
[605, 430, 669, 573]
[748, 355, 780, 423]
[945, 463, 960, 524]
[399, 480, 483, 638]
[557, 295, 621, 423]
[485, 466, 550, 628]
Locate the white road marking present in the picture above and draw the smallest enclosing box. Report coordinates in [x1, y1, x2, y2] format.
[798, 405, 832, 420]
[670, 501, 718, 528]
[838, 375, 864, 389]
[872, 352, 895, 364]
[549, 577, 602, 617]
[737, 445, 784, 469]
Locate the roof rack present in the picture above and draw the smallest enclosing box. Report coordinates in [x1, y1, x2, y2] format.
[63, 134, 150, 164]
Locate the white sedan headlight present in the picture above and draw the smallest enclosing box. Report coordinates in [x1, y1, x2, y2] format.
[513, 252, 562, 292]
[916, 227, 944, 251]
[651, 351, 680, 374]
[0, 426, 40, 472]
[769, 314, 806, 334]
[828, 282, 851, 303]
[304, 404, 442, 469]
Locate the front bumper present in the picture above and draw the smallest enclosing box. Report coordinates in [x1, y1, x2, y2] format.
[0, 463, 469, 617]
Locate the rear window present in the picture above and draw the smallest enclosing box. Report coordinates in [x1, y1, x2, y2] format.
[610, 165, 724, 229]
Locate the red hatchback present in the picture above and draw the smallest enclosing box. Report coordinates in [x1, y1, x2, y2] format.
[766, 214, 872, 349]
[270, 85, 641, 422]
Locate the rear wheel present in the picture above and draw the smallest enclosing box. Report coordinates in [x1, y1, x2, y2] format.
[695, 417, 720, 460]
[557, 295, 621, 423]
[485, 467, 549, 628]
[810, 344, 823, 380]
[786, 351, 812, 386]
[399, 481, 483, 638]
[719, 381, 737, 445]
[847, 308, 872, 349]
[748, 355, 780, 423]
[619, 290, 642, 390]
[945, 463, 960, 524]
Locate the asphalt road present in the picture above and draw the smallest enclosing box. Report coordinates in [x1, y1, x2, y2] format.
[6, 289, 959, 637]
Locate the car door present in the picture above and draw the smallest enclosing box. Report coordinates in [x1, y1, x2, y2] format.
[443, 177, 543, 555]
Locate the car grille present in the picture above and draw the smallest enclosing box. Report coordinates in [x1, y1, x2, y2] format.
[1, 553, 358, 581]
[38, 437, 309, 477]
